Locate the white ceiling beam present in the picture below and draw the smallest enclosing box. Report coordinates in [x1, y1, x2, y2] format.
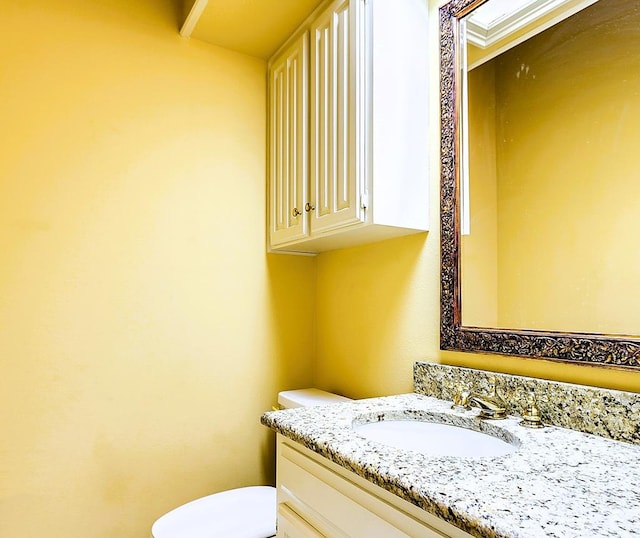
[180, 0, 209, 39]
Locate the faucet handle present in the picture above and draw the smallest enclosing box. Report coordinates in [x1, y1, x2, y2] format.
[520, 390, 544, 429]
[488, 375, 498, 395]
[451, 383, 471, 411]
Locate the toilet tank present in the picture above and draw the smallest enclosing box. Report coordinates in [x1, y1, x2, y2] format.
[278, 388, 351, 409]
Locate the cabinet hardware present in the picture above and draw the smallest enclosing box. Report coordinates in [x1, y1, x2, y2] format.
[305, 203, 315, 212]
[292, 208, 302, 217]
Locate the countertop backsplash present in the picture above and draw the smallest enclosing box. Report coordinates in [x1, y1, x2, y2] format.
[414, 361, 640, 444]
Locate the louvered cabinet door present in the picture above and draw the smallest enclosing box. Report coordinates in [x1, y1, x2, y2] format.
[309, 0, 365, 235]
[269, 32, 310, 247]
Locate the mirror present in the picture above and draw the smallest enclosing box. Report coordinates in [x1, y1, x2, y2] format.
[439, 0, 640, 368]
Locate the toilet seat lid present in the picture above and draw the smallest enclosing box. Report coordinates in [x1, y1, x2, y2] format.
[151, 486, 276, 538]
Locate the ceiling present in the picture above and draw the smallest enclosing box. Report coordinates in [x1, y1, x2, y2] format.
[182, 0, 326, 60]
[465, 0, 595, 49]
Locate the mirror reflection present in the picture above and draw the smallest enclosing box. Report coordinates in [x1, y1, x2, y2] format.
[459, 0, 640, 336]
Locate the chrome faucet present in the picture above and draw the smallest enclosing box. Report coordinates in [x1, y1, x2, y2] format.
[452, 376, 508, 419]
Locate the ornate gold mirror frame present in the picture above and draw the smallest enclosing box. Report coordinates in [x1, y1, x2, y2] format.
[439, 0, 640, 369]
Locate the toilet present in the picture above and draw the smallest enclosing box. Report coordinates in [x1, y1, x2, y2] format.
[151, 388, 351, 538]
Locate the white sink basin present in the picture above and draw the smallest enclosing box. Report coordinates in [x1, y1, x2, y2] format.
[353, 419, 518, 458]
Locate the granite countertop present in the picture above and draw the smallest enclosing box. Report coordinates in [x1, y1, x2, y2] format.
[261, 393, 640, 538]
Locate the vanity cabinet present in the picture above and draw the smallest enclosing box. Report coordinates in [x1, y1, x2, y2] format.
[276, 435, 473, 538]
[268, 0, 429, 254]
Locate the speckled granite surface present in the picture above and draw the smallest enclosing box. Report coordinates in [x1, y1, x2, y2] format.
[262, 393, 640, 537]
[414, 362, 640, 444]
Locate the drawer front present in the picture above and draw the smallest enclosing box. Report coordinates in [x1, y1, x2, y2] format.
[277, 503, 325, 538]
[278, 441, 447, 538]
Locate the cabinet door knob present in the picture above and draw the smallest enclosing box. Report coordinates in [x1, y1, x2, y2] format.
[292, 208, 301, 217]
[305, 202, 315, 212]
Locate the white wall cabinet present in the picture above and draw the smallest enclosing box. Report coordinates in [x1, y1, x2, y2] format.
[276, 435, 474, 538]
[269, 32, 310, 247]
[268, 0, 429, 254]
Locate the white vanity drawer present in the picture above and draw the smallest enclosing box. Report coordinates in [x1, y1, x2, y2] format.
[277, 439, 449, 538]
[278, 503, 326, 538]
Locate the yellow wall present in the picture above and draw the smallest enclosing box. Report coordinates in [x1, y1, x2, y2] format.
[0, 1, 315, 536]
[3, 1, 640, 536]
[314, 0, 640, 399]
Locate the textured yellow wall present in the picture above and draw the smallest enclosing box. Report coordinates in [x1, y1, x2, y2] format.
[3, 1, 640, 536]
[0, 1, 315, 536]
[314, 0, 640, 399]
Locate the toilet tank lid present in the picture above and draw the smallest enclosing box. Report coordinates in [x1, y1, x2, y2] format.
[278, 388, 351, 409]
